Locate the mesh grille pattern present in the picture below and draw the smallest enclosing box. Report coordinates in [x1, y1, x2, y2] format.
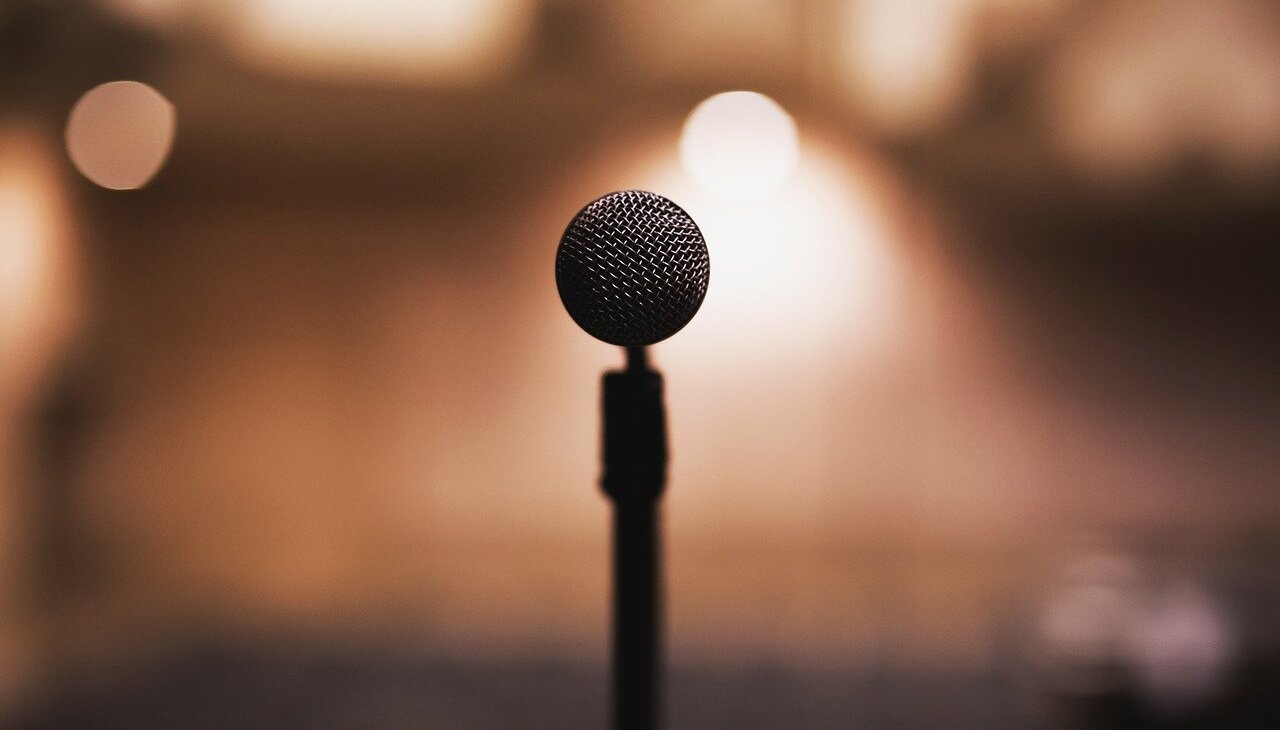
[556, 190, 710, 346]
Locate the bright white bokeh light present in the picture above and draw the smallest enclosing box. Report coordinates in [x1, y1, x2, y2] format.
[66, 81, 176, 190]
[680, 91, 800, 201]
[648, 140, 900, 365]
[625, 138, 906, 581]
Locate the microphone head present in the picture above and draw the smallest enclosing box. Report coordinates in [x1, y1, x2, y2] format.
[556, 190, 710, 347]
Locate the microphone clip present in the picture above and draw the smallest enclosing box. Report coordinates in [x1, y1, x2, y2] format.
[600, 347, 668, 504]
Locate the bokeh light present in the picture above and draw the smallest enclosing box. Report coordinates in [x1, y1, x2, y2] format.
[679, 91, 800, 201]
[625, 135, 906, 577]
[0, 123, 79, 410]
[1037, 551, 1241, 712]
[839, 0, 1067, 133]
[652, 136, 901, 367]
[1037, 550, 1145, 693]
[840, 0, 971, 132]
[1130, 579, 1237, 714]
[65, 81, 176, 191]
[229, 0, 534, 82]
[0, 165, 50, 349]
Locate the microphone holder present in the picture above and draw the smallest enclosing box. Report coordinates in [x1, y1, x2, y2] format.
[601, 345, 666, 730]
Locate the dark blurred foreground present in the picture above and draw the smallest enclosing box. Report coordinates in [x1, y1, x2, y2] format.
[8, 640, 1280, 729]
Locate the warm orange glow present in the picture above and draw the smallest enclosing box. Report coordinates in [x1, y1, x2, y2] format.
[680, 91, 800, 201]
[228, 0, 534, 82]
[65, 81, 176, 190]
[0, 125, 80, 708]
[0, 123, 79, 404]
[0, 172, 48, 347]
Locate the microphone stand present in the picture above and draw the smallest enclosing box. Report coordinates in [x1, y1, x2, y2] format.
[602, 345, 666, 730]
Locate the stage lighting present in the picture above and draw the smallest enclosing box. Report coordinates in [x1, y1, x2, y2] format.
[65, 81, 175, 191]
[680, 91, 799, 201]
[0, 123, 78, 398]
[229, 0, 532, 82]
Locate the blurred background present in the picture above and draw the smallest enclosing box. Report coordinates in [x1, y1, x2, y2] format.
[2, 0, 1279, 727]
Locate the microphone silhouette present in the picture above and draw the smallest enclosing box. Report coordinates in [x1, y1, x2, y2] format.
[556, 190, 709, 730]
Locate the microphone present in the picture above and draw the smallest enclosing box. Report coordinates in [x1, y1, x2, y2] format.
[556, 190, 710, 347]
[556, 190, 709, 730]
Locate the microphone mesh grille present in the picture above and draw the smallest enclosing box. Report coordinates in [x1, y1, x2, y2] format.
[556, 190, 710, 347]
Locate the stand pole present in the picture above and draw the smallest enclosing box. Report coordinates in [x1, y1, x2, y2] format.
[602, 346, 666, 730]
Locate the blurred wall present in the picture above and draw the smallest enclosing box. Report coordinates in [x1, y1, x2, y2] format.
[1, 0, 1278, 726]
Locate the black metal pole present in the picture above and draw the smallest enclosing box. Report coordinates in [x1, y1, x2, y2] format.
[611, 497, 659, 730]
[602, 346, 666, 730]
